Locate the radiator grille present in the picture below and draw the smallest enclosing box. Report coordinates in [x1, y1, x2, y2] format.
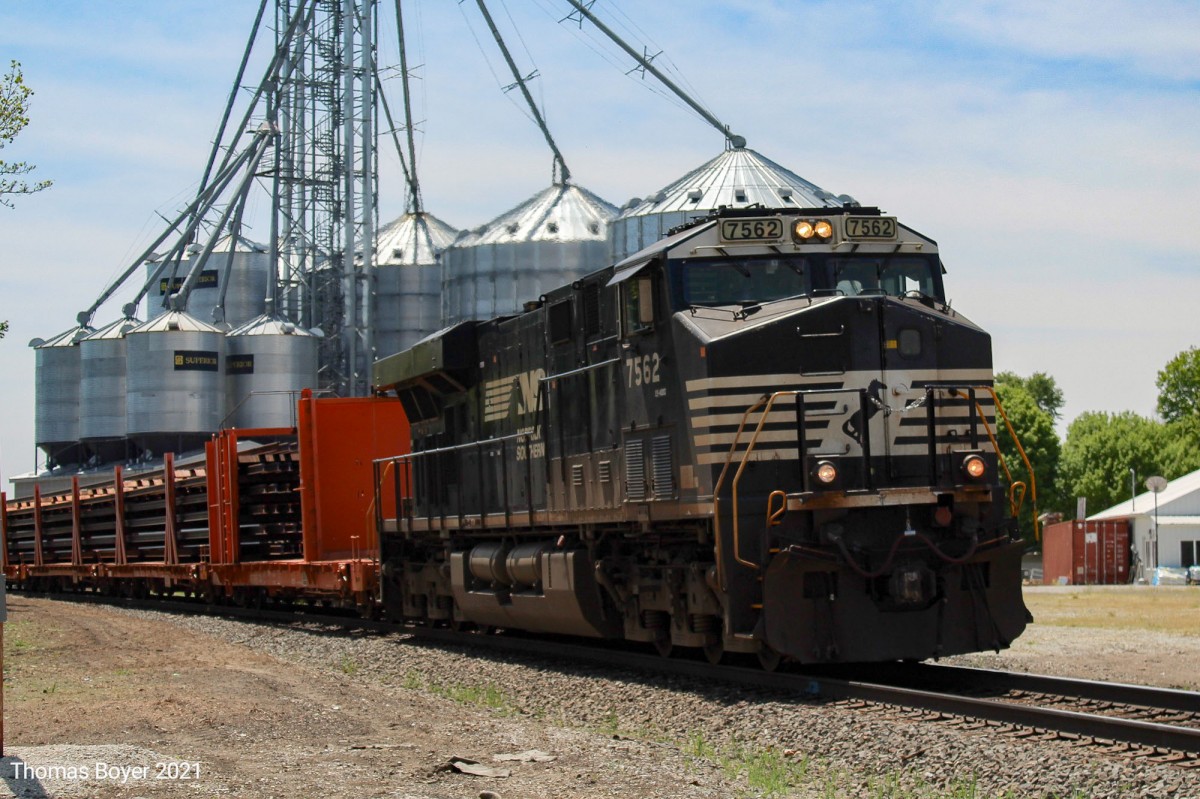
[651, 434, 674, 499]
[625, 440, 645, 501]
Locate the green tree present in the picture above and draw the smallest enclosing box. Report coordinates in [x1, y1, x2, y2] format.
[1160, 416, 1200, 477]
[1156, 347, 1200, 423]
[994, 380, 1061, 541]
[995, 370, 1064, 420]
[1058, 411, 1168, 516]
[1, 60, 51, 207]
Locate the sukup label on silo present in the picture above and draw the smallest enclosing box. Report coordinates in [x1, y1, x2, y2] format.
[173, 350, 219, 371]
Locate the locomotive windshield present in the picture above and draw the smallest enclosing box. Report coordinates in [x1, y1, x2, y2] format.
[678, 256, 809, 307]
[831, 257, 939, 299]
[671, 254, 943, 309]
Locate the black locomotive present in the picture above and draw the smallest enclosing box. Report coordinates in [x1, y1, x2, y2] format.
[373, 205, 1030, 665]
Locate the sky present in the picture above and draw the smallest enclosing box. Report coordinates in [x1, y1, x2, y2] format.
[1, 0, 1199, 487]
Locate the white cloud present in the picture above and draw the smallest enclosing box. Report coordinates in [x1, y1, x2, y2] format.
[930, 0, 1200, 82]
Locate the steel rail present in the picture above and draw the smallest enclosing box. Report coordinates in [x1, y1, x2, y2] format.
[892, 662, 1200, 716]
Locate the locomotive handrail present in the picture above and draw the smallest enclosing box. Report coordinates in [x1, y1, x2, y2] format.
[712, 387, 867, 586]
[541, 356, 620, 382]
[971, 387, 1040, 541]
[374, 431, 538, 537]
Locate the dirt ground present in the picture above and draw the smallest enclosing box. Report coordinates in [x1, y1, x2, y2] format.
[0, 596, 732, 799]
[2, 588, 1198, 798]
[945, 585, 1200, 692]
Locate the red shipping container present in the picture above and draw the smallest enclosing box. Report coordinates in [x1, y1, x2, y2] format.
[1042, 520, 1131, 585]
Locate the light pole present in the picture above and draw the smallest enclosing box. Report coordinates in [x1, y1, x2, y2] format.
[1146, 475, 1167, 576]
[1130, 467, 1136, 512]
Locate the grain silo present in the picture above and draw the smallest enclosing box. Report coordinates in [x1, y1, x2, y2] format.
[609, 147, 848, 262]
[125, 311, 226, 456]
[225, 314, 319, 429]
[143, 235, 270, 327]
[79, 316, 140, 463]
[374, 212, 459, 356]
[30, 324, 92, 468]
[441, 183, 617, 326]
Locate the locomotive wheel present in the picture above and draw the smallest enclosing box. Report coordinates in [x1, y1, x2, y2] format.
[654, 638, 674, 658]
[757, 644, 782, 672]
[703, 639, 725, 666]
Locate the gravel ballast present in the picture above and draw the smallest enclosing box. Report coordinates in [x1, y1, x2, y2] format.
[105, 599, 1200, 799]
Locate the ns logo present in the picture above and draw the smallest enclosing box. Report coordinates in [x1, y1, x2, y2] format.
[483, 368, 545, 423]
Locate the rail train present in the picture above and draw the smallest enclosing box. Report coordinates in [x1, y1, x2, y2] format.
[4, 205, 1033, 666]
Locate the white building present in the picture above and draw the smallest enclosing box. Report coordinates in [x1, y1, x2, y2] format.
[1090, 469, 1200, 581]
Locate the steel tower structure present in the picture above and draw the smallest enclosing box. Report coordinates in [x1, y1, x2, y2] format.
[271, 0, 379, 397]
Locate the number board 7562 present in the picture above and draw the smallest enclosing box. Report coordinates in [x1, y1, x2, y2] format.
[719, 218, 784, 243]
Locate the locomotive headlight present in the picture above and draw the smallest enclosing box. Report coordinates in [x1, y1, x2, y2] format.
[962, 454, 987, 480]
[793, 220, 816, 240]
[813, 220, 833, 239]
[815, 460, 838, 484]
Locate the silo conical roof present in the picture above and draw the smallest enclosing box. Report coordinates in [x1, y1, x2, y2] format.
[442, 182, 618, 326]
[610, 147, 850, 261]
[619, 147, 844, 217]
[33, 323, 92, 349]
[85, 316, 140, 341]
[129, 309, 225, 335]
[458, 183, 617, 247]
[376, 211, 459, 266]
[228, 313, 317, 338]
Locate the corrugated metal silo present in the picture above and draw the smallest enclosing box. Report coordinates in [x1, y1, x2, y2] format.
[609, 147, 847, 262]
[442, 183, 617, 326]
[374, 212, 459, 357]
[79, 316, 140, 462]
[143, 235, 270, 327]
[125, 311, 226, 455]
[225, 314, 319, 429]
[31, 324, 92, 467]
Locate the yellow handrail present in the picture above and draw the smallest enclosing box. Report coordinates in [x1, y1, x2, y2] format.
[767, 490, 788, 527]
[973, 386, 1040, 541]
[711, 393, 775, 584]
[710, 395, 769, 590]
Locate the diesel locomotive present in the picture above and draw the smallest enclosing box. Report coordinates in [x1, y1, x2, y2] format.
[373, 205, 1032, 666]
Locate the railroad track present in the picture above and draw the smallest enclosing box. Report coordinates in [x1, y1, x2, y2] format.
[25, 590, 1200, 765]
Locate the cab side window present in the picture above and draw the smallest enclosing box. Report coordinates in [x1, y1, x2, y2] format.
[623, 275, 655, 336]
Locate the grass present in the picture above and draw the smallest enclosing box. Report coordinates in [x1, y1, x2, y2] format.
[1024, 585, 1200, 636]
[398, 668, 514, 714]
[338, 653, 359, 676]
[683, 732, 1099, 798]
[684, 732, 808, 797]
